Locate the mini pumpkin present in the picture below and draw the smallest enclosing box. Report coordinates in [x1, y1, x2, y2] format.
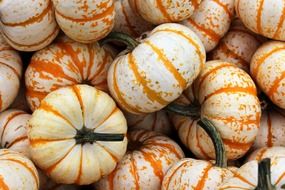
[25, 36, 113, 111]
[107, 23, 206, 114]
[0, 109, 31, 158]
[52, 0, 115, 43]
[247, 146, 285, 161]
[181, 0, 235, 52]
[0, 149, 39, 190]
[95, 130, 185, 190]
[28, 85, 127, 185]
[0, 0, 59, 51]
[250, 41, 285, 109]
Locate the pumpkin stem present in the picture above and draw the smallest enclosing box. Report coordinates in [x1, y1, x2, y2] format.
[198, 118, 227, 168]
[99, 32, 140, 50]
[165, 103, 200, 119]
[75, 127, 125, 144]
[255, 158, 276, 190]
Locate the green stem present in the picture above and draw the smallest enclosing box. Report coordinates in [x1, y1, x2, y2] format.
[99, 32, 140, 50]
[198, 118, 227, 168]
[165, 103, 200, 119]
[255, 158, 276, 190]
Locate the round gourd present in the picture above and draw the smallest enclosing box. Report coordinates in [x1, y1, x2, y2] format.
[250, 41, 285, 109]
[107, 23, 206, 114]
[114, 0, 153, 37]
[0, 109, 31, 158]
[0, 34, 22, 112]
[52, 0, 115, 43]
[236, 0, 285, 41]
[181, 0, 235, 52]
[95, 130, 184, 190]
[247, 146, 285, 161]
[0, 0, 59, 51]
[124, 110, 173, 136]
[171, 60, 261, 160]
[28, 85, 127, 185]
[209, 19, 264, 72]
[134, 0, 202, 24]
[25, 36, 113, 111]
[0, 149, 39, 190]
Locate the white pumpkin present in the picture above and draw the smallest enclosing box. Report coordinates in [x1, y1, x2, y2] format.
[247, 146, 285, 161]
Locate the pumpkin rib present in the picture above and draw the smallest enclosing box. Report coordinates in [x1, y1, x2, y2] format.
[212, 0, 233, 18]
[75, 146, 83, 184]
[6, 136, 28, 148]
[196, 126, 211, 159]
[144, 142, 182, 159]
[0, 175, 9, 190]
[194, 163, 213, 189]
[155, 0, 172, 22]
[29, 138, 74, 146]
[267, 71, 285, 100]
[71, 85, 85, 122]
[256, 0, 265, 33]
[93, 108, 118, 130]
[130, 153, 140, 189]
[186, 120, 194, 149]
[222, 138, 253, 151]
[273, 3, 285, 39]
[86, 45, 95, 78]
[231, 170, 255, 187]
[96, 142, 119, 162]
[266, 111, 273, 147]
[89, 51, 109, 82]
[107, 167, 117, 190]
[164, 161, 189, 190]
[274, 171, 285, 186]
[121, 2, 139, 37]
[0, 61, 21, 79]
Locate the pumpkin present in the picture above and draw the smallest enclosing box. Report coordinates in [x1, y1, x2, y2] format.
[114, 0, 153, 37]
[0, 33, 22, 112]
[235, 0, 285, 41]
[250, 41, 285, 109]
[209, 19, 265, 72]
[218, 158, 285, 190]
[0, 0, 59, 51]
[25, 36, 113, 111]
[107, 23, 206, 114]
[28, 85, 128, 185]
[247, 146, 285, 161]
[0, 109, 31, 158]
[52, 0, 115, 43]
[181, 0, 235, 52]
[170, 60, 261, 160]
[124, 110, 173, 136]
[0, 149, 39, 190]
[133, 0, 202, 24]
[95, 130, 185, 190]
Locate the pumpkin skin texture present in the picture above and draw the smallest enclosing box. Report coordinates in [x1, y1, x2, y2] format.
[25, 36, 113, 111]
[209, 19, 264, 72]
[28, 85, 128, 185]
[247, 146, 285, 161]
[0, 109, 31, 158]
[171, 60, 261, 160]
[95, 130, 185, 190]
[0, 34, 22, 112]
[114, 0, 153, 37]
[52, 0, 115, 43]
[134, 0, 202, 24]
[0, 0, 59, 51]
[107, 23, 206, 115]
[235, 0, 285, 41]
[181, 0, 235, 52]
[0, 149, 39, 190]
[250, 41, 285, 109]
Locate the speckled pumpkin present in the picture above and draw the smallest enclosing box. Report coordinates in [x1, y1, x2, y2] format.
[181, 0, 235, 52]
[25, 36, 113, 111]
[209, 19, 265, 72]
[0, 34, 22, 112]
[0, 149, 39, 190]
[0, 0, 59, 51]
[52, 0, 115, 43]
[28, 85, 128, 185]
[95, 130, 185, 190]
[171, 60, 261, 160]
[107, 23, 206, 114]
[236, 0, 285, 41]
[250, 41, 285, 109]
[134, 0, 202, 24]
[247, 146, 285, 161]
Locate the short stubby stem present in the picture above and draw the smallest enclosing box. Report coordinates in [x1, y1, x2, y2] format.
[99, 32, 140, 50]
[165, 102, 201, 119]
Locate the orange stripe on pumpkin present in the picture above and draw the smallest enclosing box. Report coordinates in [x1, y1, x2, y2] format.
[89, 51, 110, 82]
[256, 0, 265, 34]
[130, 154, 140, 190]
[212, 0, 233, 18]
[255, 148, 267, 161]
[275, 171, 285, 186]
[232, 170, 256, 187]
[155, 0, 172, 22]
[0, 175, 9, 190]
[194, 164, 213, 190]
[94, 108, 118, 130]
[222, 138, 253, 151]
[164, 161, 189, 190]
[72, 85, 85, 121]
[29, 138, 73, 146]
[96, 143, 119, 162]
[267, 71, 285, 101]
[75, 146, 83, 184]
[273, 3, 285, 39]
[145, 142, 183, 159]
[6, 136, 28, 148]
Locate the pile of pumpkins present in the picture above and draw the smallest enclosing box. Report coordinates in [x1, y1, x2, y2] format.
[0, 0, 285, 189]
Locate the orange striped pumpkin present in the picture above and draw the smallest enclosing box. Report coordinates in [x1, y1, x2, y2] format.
[209, 19, 265, 72]
[247, 146, 285, 161]
[28, 85, 127, 185]
[124, 110, 173, 136]
[181, 0, 235, 52]
[107, 23, 206, 114]
[0, 34, 22, 112]
[0, 109, 31, 158]
[25, 36, 113, 111]
[171, 60, 261, 160]
[0, 0, 59, 51]
[52, 0, 115, 43]
[95, 130, 184, 190]
[134, 0, 202, 24]
[236, 0, 285, 41]
[250, 41, 285, 109]
[253, 107, 285, 149]
[114, 0, 153, 37]
[0, 149, 39, 190]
